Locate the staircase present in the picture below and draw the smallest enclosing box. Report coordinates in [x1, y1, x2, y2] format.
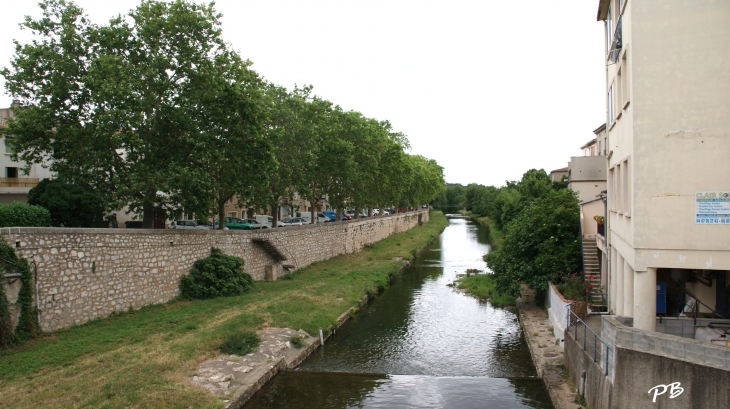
[252, 238, 296, 272]
[582, 236, 605, 309]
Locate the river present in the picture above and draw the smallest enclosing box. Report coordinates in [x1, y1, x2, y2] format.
[244, 215, 554, 408]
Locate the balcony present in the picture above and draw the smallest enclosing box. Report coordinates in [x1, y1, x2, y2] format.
[0, 177, 40, 188]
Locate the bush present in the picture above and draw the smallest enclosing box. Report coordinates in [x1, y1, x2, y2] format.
[219, 330, 260, 355]
[179, 248, 253, 299]
[0, 202, 51, 227]
[27, 178, 105, 227]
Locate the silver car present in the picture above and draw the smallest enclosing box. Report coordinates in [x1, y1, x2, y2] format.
[169, 220, 210, 230]
[277, 217, 305, 227]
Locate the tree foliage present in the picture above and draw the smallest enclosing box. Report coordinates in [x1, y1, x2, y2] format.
[28, 178, 105, 227]
[461, 169, 581, 296]
[2, 0, 445, 227]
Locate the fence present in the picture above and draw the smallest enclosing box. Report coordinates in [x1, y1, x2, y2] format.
[567, 307, 614, 377]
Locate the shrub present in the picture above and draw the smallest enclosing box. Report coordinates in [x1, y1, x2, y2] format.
[179, 248, 253, 299]
[0, 202, 51, 228]
[27, 178, 105, 227]
[556, 273, 588, 300]
[219, 330, 260, 355]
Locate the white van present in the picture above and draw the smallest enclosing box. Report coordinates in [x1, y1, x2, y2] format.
[299, 212, 329, 224]
[254, 215, 273, 228]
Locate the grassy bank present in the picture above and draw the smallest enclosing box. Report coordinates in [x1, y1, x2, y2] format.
[463, 212, 503, 248]
[454, 272, 516, 308]
[0, 212, 448, 409]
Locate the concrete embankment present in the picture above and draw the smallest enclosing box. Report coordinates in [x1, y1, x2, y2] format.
[517, 286, 581, 409]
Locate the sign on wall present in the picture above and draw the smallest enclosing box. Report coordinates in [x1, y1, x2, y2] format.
[695, 191, 730, 224]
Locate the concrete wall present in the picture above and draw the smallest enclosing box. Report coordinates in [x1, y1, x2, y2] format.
[0, 211, 428, 332]
[565, 314, 730, 409]
[564, 332, 613, 409]
[547, 282, 570, 343]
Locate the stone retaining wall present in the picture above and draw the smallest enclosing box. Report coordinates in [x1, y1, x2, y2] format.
[0, 211, 428, 332]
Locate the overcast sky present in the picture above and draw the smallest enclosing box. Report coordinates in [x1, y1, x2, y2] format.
[0, 0, 607, 187]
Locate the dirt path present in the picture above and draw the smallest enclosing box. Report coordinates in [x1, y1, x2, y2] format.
[517, 286, 584, 409]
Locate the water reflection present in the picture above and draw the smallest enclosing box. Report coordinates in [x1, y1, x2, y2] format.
[300, 216, 533, 377]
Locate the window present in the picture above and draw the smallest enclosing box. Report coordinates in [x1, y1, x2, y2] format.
[227, 211, 237, 217]
[615, 164, 622, 213]
[608, 167, 615, 211]
[6, 167, 18, 178]
[605, 2, 613, 55]
[608, 82, 615, 124]
[621, 51, 630, 108]
[616, 68, 622, 117]
[4, 137, 15, 156]
[621, 159, 631, 215]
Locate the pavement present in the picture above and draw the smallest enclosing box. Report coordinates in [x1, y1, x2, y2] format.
[517, 285, 585, 409]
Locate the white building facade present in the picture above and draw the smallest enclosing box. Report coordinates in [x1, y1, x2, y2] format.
[599, 0, 730, 330]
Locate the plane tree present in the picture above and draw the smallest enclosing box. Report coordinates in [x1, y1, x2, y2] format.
[1, 0, 231, 227]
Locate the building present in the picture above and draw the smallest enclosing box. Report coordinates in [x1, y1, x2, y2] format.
[560, 3, 730, 408]
[600, 0, 729, 330]
[0, 104, 54, 203]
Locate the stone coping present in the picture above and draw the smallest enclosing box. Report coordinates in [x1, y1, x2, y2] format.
[0, 211, 425, 235]
[603, 315, 730, 372]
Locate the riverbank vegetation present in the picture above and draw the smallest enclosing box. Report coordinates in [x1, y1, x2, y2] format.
[0, 212, 447, 409]
[453, 271, 516, 307]
[2, 0, 444, 228]
[437, 170, 582, 298]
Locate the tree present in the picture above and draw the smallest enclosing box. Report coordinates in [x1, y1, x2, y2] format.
[257, 84, 317, 227]
[485, 188, 582, 295]
[195, 52, 274, 229]
[27, 178, 105, 227]
[2, 0, 232, 227]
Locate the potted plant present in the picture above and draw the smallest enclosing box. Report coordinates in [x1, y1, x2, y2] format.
[593, 215, 605, 236]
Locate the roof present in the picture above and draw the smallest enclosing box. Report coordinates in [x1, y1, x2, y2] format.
[580, 138, 597, 149]
[580, 197, 604, 206]
[550, 166, 569, 174]
[592, 123, 606, 134]
[597, 0, 610, 21]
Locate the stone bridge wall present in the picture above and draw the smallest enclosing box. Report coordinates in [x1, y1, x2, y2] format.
[0, 210, 429, 332]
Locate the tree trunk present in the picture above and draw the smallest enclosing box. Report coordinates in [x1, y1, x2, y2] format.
[142, 201, 155, 229]
[272, 200, 280, 228]
[336, 208, 342, 222]
[218, 201, 226, 230]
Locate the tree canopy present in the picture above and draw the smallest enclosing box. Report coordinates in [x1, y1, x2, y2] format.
[1, 0, 445, 226]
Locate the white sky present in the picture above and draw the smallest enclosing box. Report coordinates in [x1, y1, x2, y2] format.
[0, 0, 607, 187]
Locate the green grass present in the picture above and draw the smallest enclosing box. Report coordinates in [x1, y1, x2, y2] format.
[455, 273, 516, 308]
[0, 211, 448, 409]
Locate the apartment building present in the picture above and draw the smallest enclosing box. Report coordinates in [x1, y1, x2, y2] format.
[558, 5, 730, 408]
[599, 0, 730, 331]
[0, 104, 54, 203]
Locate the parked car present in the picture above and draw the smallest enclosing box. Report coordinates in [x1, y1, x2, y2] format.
[341, 214, 352, 220]
[169, 220, 209, 230]
[277, 217, 305, 227]
[241, 218, 269, 229]
[299, 212, 329, 223]
[215, 216, 254, 230]
[323, 211, 337, 221]
[254, 215, 273, 228]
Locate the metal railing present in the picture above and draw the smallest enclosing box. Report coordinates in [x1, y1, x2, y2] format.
[567, 307, 614, 377]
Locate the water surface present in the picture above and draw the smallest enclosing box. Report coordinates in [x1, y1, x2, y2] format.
[245, 215, 553, 408]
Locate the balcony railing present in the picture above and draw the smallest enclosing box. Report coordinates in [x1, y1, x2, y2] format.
[0, 177, 40, 188]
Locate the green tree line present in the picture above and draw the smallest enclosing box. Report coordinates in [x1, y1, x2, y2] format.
[441, 170, 580, 296]
[1, 0, 444, 228]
